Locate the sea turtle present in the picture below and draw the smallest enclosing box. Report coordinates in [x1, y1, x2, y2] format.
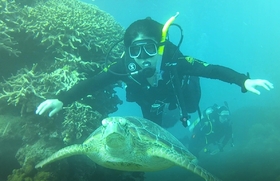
[35, 116, 221, 181]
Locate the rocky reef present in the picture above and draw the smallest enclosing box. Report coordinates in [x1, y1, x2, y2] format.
[0, 0, 141, 180]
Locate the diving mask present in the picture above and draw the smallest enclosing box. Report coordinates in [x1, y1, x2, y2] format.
[219, 110, 230, 123]
[128, 39, 158, 59]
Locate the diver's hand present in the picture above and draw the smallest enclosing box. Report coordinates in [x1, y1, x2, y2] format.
[36, 99, 63, 117]
[244, 79, 274, 95]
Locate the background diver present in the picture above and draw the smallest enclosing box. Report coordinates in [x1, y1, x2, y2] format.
[188, 102, 233, 157]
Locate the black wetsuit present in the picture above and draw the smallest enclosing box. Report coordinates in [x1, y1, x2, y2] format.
[188, 107, 233, 157]
[57, 41, 248, 125]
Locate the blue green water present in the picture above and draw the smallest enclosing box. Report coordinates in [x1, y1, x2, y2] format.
[83, 1, 280, 181]
[0, 0, 279, 180]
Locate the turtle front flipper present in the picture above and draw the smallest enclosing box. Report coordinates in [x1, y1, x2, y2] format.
[35, 144, 90, 169]
[148, 148, 222, 181]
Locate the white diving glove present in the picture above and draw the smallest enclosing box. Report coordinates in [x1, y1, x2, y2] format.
[244, 79, 274, 95]
[36, 99, 63, 117]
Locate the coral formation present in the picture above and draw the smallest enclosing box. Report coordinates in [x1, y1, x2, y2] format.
[62, 102, 102, 145]
[0, 64, 46, 106]
[0, 0, 22, 56]
[20, 0, 124, 60]
[0, 0, 126, 180]
[0, 0, 124, 113]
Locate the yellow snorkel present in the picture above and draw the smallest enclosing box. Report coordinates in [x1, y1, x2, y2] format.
[149, 12, 180, 87]
[158, 12, 180, 55]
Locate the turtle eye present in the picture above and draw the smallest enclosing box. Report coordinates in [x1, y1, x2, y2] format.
[102, 119, 108, 126]
[119, 118, 127, 126]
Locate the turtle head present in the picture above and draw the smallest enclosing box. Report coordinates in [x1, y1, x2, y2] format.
[101, 117, 129, 149]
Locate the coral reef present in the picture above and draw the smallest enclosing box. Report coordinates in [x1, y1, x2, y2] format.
[0, 64, 47, 106]
[0, 58, 86, 116]
[0, 0, 22, 56]
[0, 0, 124, 114]
[62, 102, 102, 145]
[0, 0, 126, 180]
[20, 0, 124, 60]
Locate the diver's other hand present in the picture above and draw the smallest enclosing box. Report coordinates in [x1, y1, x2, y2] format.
[244, 79, 274, 95]
[36, 99, 63, 117]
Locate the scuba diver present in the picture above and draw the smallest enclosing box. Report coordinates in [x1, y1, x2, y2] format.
[188, 103, 233, 157]
[35, 12, 273, 128]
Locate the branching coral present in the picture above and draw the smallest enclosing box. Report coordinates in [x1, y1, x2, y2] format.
[0, 0, 125, 113]
[21, 0, 125, 60]
[0, 0, 22, 56]
[0, 64, 47, 107]
[62, 101, 102, 145]
[0, 51, 96, 114]
[0, 0, 127, 180]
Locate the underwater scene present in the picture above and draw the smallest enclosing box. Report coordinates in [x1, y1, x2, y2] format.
[0, 0, 279, 181]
